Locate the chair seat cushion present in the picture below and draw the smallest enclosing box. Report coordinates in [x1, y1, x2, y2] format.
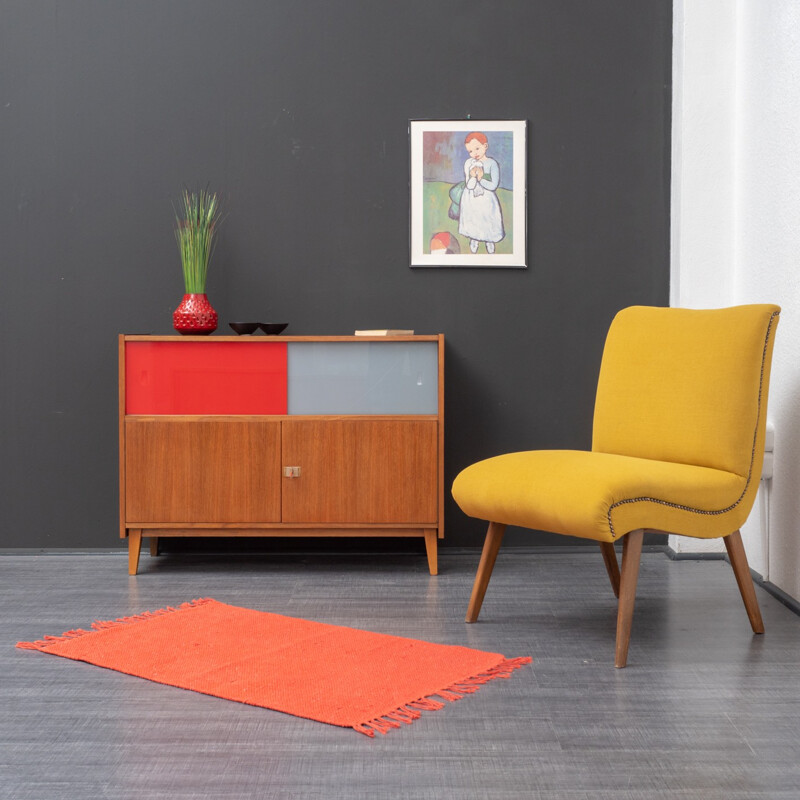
[451, 450, 748, 542]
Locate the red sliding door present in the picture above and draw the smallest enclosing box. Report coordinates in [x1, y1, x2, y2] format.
[125, 341, 288, 415]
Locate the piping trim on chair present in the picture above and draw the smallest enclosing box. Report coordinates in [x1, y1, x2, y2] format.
[605, 310, 780, 539]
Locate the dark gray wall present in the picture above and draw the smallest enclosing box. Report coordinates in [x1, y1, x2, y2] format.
[1, 0, 671, 549]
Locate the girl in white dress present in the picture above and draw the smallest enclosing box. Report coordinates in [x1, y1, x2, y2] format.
[458, 132, 505, 253]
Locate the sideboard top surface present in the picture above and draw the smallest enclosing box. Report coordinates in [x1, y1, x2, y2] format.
[121, 334, 442, 342]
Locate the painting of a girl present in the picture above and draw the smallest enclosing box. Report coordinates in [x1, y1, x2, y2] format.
[410, 119, 526, 268]
[458, 131, 505, 254]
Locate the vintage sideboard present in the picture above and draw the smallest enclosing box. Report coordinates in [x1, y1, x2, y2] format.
[118, 334, 444, 574]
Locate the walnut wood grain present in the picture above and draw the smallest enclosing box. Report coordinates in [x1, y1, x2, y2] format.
[125, 418, 281, 523]
[615, 529, 644, 668]
[118, 335, 127, 539]
[599, 541, 621, 597]
[128, 529, 142, 575]
[131, 523, 433, 530]
[424, 529, 438, 575]
[280, 419, 438, 524]
[131, 527, 433, 537]
[465, 522, 506, 623]
[724, 529, 765, 634]
[123, 335, 441, 342]
[437, 335, 445, 539]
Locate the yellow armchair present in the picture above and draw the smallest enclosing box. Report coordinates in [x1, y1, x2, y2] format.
[452, 304, 780, 667]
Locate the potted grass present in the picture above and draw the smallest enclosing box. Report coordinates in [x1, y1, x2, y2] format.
[172, 188, 222, 334]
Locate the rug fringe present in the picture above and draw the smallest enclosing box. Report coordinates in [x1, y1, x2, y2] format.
[353, 655, 532, 737]
[16, 598, 214, 651]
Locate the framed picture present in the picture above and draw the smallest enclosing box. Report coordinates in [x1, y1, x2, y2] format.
[410, 119, 527, 268]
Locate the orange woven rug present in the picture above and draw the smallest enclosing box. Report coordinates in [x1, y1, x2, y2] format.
[17, 598, 530, 737]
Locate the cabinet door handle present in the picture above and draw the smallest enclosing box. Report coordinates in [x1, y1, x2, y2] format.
[283, 466, 302, 478]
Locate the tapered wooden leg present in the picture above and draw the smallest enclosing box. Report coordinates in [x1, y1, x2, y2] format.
[466, 522, 506, 623]
[599, 541, 621, 598]
[149, 536, 160, 557]
[423, 529, 438, 576]
[724, 529, 765, 634]
[615, 529, 644, 668]
[128, 529, 142, 576]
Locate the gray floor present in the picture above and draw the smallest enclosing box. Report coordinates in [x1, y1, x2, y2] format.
[2, 548, 800, 800]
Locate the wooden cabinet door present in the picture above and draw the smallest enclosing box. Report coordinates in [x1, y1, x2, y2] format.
[125, 418, 281, 523]
[281, 419, 438, 524]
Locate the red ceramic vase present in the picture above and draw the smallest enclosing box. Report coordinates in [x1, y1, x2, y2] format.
[172, 293, 218, 335]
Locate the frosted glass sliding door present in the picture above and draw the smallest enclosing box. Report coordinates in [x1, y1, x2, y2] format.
[288, 342, 438, 414]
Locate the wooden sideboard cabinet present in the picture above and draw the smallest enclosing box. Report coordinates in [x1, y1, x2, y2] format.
[119, 334, 444, 575]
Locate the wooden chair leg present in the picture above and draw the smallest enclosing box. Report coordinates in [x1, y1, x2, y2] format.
[615, 529, 644, 668]
[599, 541, 621, 598]
[724, 529, 765, 634]
[423, 529, 438, 576]
[128, 529, 142, 576]
[465, 522, 506, 623]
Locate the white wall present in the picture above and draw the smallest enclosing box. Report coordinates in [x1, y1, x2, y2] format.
[671, 0, 800, 601]
[671, 0, 737, 311]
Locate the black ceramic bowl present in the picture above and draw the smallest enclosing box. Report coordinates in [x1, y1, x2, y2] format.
[229, 322, 260, 335]
[259, 323, 288, 335]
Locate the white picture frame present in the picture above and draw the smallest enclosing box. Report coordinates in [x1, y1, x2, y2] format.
[410, 119, 527, 268]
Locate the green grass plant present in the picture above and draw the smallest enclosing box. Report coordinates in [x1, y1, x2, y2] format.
[174, 189, 221, 293]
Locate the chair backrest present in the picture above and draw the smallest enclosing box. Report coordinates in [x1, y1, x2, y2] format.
[592, 305, 780, 480]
